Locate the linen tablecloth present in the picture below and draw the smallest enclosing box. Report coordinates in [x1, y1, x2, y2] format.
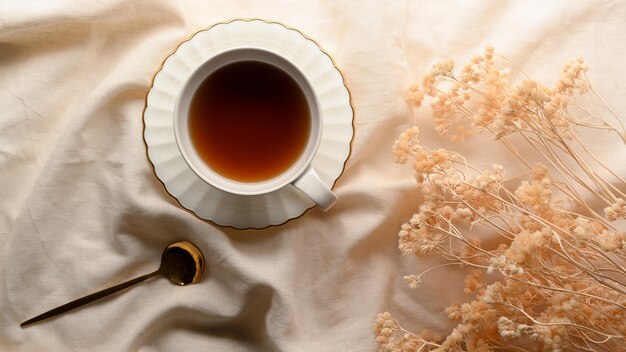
[2, 1, 625, 351]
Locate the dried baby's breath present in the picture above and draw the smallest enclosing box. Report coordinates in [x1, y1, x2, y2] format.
[376, 48, 626, 352]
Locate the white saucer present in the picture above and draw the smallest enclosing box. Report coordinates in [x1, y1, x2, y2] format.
[143, 19, 354, 229]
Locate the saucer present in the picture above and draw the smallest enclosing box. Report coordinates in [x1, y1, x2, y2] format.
[142, 19, 354, 229]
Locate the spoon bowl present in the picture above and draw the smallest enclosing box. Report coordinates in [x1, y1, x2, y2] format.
[159, 241, 205, 285]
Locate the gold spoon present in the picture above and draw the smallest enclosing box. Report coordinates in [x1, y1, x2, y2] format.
[21, 241, 204, 327]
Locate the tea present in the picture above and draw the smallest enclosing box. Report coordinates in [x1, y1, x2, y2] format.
[188, 60, 311, 182]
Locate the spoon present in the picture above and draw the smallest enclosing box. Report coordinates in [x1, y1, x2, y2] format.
[21, 241, 204, 327]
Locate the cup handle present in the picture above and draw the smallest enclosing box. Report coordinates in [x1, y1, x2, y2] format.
[292, 167, 338, 212]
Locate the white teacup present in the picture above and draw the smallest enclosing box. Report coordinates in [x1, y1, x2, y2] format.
[174, 48, 337, 211]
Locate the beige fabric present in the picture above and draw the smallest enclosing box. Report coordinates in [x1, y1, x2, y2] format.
[1, 1, 625, 351]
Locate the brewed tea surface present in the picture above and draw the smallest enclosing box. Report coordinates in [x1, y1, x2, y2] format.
[189, 60, 311, 182]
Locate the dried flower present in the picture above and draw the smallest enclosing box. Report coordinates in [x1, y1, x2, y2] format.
[497, 316, 520, 340]
[406, 84, 425, 108]
[433, 59, 455, 76]
[374, 312, 442, 351]
[605, 198, 626, 221]
[378, 47, 626, 352]
[392, 126, 420, 164]
[463, 270, 484, 294]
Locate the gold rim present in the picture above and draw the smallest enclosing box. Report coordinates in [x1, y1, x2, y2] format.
[141, 18, 355, 231]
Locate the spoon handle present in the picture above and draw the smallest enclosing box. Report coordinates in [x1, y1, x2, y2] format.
[21, 270, 160, 327]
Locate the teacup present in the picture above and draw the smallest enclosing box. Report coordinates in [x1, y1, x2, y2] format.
[174, 47, 337, 211]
